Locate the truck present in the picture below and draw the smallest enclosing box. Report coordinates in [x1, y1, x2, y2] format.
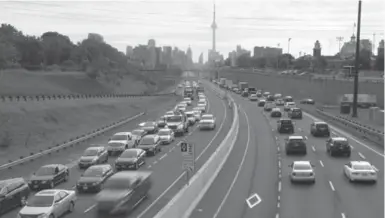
[339, 94, 377, 108]
[165, 111, 189, 136]
[248, 87, 257, 94]
[184, 86, 194, 100]
[219, 78, 226, 88]
[238, 82, 249, 91]
[225, 79, 233, 89]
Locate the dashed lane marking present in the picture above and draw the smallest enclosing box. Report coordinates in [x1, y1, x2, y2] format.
[329, 181, 335, 191]
[358, 152, 366, 160]
[278, 161, 281, 169]
[304, 136, 308, 140]
[147, 165, 152, 168]
[341, 213, 346, 218]
[276, 213, 280, 218]
[278, 181, 282, 192]
[153, 161, 158, 165]
[312, 146, 316, 152]
[159, 153, 168, 160]
[372, 165, 379, 172]
[319, 160, 324, 167]
[84, 204, 96, 213]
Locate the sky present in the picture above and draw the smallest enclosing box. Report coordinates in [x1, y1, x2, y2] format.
[0, 0, 384, 62]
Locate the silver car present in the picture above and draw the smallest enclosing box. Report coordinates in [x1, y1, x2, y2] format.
[289, 161, 316, 183]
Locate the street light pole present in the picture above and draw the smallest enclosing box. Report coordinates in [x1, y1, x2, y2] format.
[352, 0, 362, 118]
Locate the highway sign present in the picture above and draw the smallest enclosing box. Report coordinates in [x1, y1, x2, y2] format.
[180, 141, 195, 172]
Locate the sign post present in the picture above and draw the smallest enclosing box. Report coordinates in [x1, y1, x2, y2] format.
[180, 141, 195, 185]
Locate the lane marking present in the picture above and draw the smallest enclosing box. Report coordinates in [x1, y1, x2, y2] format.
[276, 213, 280, 218]
[147, 165, 152, 168]
[277, 195, 280, 201]
[277, 146, 280, 152]
[84, 204, 96, 213]
[153, 161, 158, 165]
[159, 153, 168, 160]
[329, 181, 335, 191]
[136, 89, 227, 218]
[277, 202, 280, 208]
[358, 152, 366, 160]
[245, 193, 262, 209]
[372, 165, 379, 172]
[278, 181, 282, 192]
[312, 146, 316, 152]
[278, 161, 281, 169]
[278, 173, 281, 179]
[213, 107, 251, 218]
[304, 136, 308, 140]
[319, 160, 324, 167]
[341, 213, 346, 218]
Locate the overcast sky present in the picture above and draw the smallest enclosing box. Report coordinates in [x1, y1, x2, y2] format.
[0, 0, 383, 62]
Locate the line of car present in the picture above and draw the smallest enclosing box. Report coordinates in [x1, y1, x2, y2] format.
[0, 82, 219, 217]
[217, 82, 379, 185]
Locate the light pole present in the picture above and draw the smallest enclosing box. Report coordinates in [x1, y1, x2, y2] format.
[288, 38, 292, 54]
[352, 0, 362, 118]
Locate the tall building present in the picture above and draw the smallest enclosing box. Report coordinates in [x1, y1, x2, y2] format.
[187, 46, 193, 66]
[148, 39, 156, 48]
[133, 45, 148, 67]
[155, 47, 162, 67]
[340, 34, 373, 59]
[198, 53, 203, 64]
[229, 51, 237, 67]
[236, 45, 250, 57]
[378, 40, 384, 56]
[313, 40, 321, 57]
[126, 46, 133, 59]
[211, 3, 217, 52]
[253, 46, 283, 58]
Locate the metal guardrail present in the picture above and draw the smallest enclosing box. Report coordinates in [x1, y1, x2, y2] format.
[0, 112, 145, 171]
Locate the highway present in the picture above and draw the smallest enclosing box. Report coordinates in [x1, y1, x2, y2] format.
[189, 88, 384, 218]
[1, 79, 233, 218]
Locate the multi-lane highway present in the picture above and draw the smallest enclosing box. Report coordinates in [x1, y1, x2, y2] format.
[189, 89, 384, 218]
[1, 79, 233, 218]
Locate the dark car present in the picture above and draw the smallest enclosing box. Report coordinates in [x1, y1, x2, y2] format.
[271, 108, 282, 117]
[258, 100, 266, 107]
[96, 171, 152, 216]
[78, 146, 108, 169]
[28, 164, 69, 190]
[115, 148, 146, 171]
[264, 102, 274, 111]
[140, 122, 158, 134]
[241, 91, 249, 97]
[137, 135, 161, 156]
[284, 96, 294, 102]
[76, 164, 114, 193]
[288, 108, 303, 119]
[300, 98, 315, 104]
[310, 122, 330, 137]
[277, 118, 295, 134]
[267, 95, 275, 101]
[256, 92, 262, 97]
[0, 178, 30, 215]
[285, 136, 307, 155]
[156, 117, 167, 128]
[326, 137, 351, 157]
[275, 99, 285, 106]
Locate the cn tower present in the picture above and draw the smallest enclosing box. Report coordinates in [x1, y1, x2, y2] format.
[211, 3, 217, 52]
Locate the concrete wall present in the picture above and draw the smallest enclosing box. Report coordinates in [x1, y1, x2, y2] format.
[219, 69, 384, 108]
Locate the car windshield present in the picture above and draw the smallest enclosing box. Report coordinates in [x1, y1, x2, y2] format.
[132, 130, 143, 136]
[104, 179, 130, 190]
[83, 149, 98, 156]
[202, 116, 213, 120]
[158, 130, 170, 136]
[289, 139, 304, 143]
[121, 150, 137, 158]
[281, 120, 292, 125]
[353, 164, 372, 170]
[294, 164, 311, 170]
[167, 116, 182, 122]
[316, 124, 328, 128]
[186, 113, 193, 117]
[140, 137, 155, 145]
[83, 168, 104, 177]
[35, 166, 55, 176]
[26, 195, 54, 207]
[334, 141, 349, 146]
[111, 135, 127, 141]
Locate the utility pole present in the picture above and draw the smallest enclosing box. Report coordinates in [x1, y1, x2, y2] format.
[336, 37, 344, 53]
[352, 0, 362, 118]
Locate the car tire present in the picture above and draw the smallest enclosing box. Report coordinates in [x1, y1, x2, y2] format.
[68, 202, 75, 213]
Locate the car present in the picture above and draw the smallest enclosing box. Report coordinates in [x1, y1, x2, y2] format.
[277, 118, 295, 134]
[76, 164, 114, 192]
[266, 95, 275, 101]
[156, 116, 167, 128]
[271, 108, 282, 117]
[274, 93, 282, 100]
[183, 97, 192, 105]
[300, 98, 315, 104]
[131, 129, 147, 143]
[326, 137, 351, 157]
[310, 121, 330, 137]
[29, 164, 69, 190]
[78, 146, 108, 169]
[137, 135, 161, 155]
[289, 161, 315, 183]
[164, 111, 175, 118]
[107, 132, 136, 155]
[198, 98, 207, 105]
[176, 104, 187, 112]
[115, 148, 146, 171]
[249, 94, 258, 101]
[256, 92, 262, 97]
[343, 161, 377, 183]
[165, 113, 189, 136]
[96, 171, 152, 216]
[197, 103, 207, 113]
[157, 128, 175, 144]
[241, 91, 249, 97]
[264, 102, 274, 111]
[285, 136, 307, 155]
[18, 189, 77, 218]
[192, 110, 201, 121]
[284, 96, 294, 102]
[140, 121, 158, 134]
[284, 102, 296, 111]
[288, 107, 303, 119]
[258, 99, 266, 107]
[185, 111, 197, 126]
[0, 178, 30, 215]
[275, 99, 285, 106]
[199, 114, 216, 130]
[263, 92, 271, 97]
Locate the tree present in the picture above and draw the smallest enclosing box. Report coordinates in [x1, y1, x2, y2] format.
[277, 53, 294, 69]
[293, 57, 310, 69]
[237, 54, 251, 68]
[375, 50, 384, 71]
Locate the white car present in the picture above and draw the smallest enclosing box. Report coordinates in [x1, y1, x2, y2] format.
[18, 189, 77, 218]
[343, 161, 378, 183]
[185, 111, 196, 125]
[197, 103, 207, 112]
[199, 114, 216, 130]
[183, 97, 192, 105]
[164, 111, 175, 118]
[158, 128, 175, 144]
[284, 102, 296, 111]
[107, 132, 136, 154]
[192, 110, 201, 121]
[175, 104, 187, 112]
[289, 161, 315, 183]
[249, 94, 258, 101]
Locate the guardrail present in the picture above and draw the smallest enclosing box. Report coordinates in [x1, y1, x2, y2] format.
[0, 112, 144, 171]
[0, 91, 176, 102]
[153, 84, 239, 218]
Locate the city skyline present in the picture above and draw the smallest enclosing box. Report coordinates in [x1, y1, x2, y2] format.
[1, 0, 383, 62]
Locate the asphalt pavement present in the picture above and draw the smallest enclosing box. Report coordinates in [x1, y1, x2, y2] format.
[189, 90, 384, 218]
[2, 81, 233, 218]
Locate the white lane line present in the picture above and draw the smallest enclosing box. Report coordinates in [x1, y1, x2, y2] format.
[341, 213, 346, 218]
[298, 128, 302, 132]
[372, 165, 379, 172]
[332, 131, 338, 136]
[277, 146, 280, 152]
[147, 165, 152, 168]
[358, 152, 366, 160]
[278, 161, 281, 169]
[278, 173, 281, 179]
[212, 107, 250, 218]
[312, 146, 316, 152]
[277, 195, 280, 201]
[169, 146, 175, 152]
[159, 153, 168, 161]
[153, 161, 158, 165]
[276, 213, 280, 218]
[329, 181, 335, 191]
[304, 112, 384, 158]
[319, 160, 324, 167]
[275, 136, 278, 141]
[304, 136, 308, 140]
[84, 204, 96, 213]
[278, 181, 282, 192]
[277, 202, 280, 208]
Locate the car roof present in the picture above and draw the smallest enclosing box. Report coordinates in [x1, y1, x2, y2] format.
[260, 99, 266, 102]
[159, 128, 171, 132]
[123, 148, 143, 154]
[202, 114, 213, 117]
[114, 132, 131, 136]
[41, 164, 64, 168]
[287, 102, 295, 104]
[109, 171, 152, 183]
[331, 137, 348, 141]
[132, 129, 145, 132]
[288, 136, 304, 140]
[0, 178, 25, 187]
[292, 107, 301, 110]
[280, 118, 291, 121]
[185, 111, 194, 114]
[314, 121, 327, 125]
[86, 146, 103, 151]
[87, 164, 112, 171]
[143, 134, 157, 139]
[293, 161, 311, 165]
[351, 161, 371, 166]
[36, 189, 64, 196]
[285, 96, 293, 98]
[272, 108, 281, 111]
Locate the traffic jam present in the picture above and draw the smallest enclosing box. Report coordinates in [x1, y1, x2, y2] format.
[0, 80, 218, 217]
[212, 77, 379, 185]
